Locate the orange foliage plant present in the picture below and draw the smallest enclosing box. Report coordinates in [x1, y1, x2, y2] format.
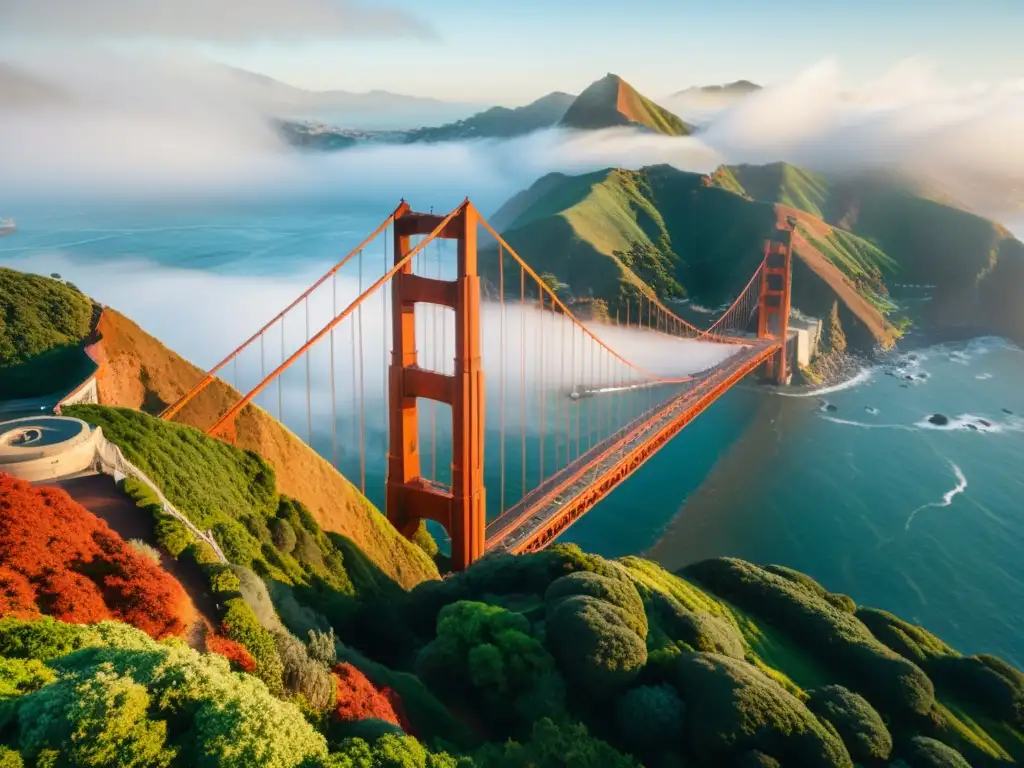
[0, 473, 190, 638]
[206, 633, 257, 673]
[332, 662, 411, 731]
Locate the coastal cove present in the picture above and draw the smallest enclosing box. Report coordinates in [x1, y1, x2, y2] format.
[3, 202, 1024, 671]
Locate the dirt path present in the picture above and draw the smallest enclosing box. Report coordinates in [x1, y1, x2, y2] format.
[47, 474, 218, 647]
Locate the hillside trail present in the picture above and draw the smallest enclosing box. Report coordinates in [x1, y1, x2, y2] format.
[46, 474, 218, 650]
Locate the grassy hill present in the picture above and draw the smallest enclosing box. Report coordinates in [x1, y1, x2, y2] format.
[0, 267, 98, 400]
[484, 164, 898, 351]
[560, 74, 692, 136]
[716, 163, 1024, 344]
[406, 91, 576, 142]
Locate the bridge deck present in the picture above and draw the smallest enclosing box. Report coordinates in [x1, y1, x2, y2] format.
[484, 340, 778, 554]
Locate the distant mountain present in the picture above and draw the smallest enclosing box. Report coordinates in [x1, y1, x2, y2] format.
[404, 92, 576, 143]
[669, 80, 762, 98]
[560, 74, 693, 136]
[217, 65, 486, 130]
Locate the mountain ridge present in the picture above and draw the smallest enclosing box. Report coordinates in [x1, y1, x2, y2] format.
[560, 73, 693, 136]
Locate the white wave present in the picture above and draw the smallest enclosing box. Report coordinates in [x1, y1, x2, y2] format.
[775, 367, 873, 398]
[821, 416, 917, 431]
[915, 413, 1012, 433]
[975, 372, 994, 380]
[905, 460, 967, 532]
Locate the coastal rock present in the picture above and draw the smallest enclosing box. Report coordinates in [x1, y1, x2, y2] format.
[928, 414, 949, 426]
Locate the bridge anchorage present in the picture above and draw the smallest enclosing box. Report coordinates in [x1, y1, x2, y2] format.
[160, 200, 795, 571]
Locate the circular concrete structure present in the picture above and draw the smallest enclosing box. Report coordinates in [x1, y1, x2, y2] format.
[0, 416, 100, 481]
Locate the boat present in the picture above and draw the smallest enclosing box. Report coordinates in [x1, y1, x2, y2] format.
[0, 218, 15, 237]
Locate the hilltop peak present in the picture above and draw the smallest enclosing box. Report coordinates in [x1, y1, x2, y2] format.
[560, 74, 692, 136]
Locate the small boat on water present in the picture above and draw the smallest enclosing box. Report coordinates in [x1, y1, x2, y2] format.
[0, 218, 15, 236]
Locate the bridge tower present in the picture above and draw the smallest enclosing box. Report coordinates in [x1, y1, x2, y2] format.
[758, 216, 796, 384]
[386, 201, 487, 572]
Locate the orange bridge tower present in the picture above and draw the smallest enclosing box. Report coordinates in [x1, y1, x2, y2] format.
[385, 201, 487, 571]
[758, 216, 796, 384]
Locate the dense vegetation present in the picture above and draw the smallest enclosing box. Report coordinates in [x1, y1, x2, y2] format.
[0, 475, 191, 638]
[0, 268, 96, 398]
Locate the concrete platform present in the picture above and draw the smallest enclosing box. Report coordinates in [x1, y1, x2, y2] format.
[0, 416, 101, 482]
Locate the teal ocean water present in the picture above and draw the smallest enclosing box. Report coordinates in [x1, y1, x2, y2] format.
[3, 203, 1023, 668]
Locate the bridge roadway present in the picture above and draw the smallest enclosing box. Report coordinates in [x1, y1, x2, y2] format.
[484, 340, 780, 555]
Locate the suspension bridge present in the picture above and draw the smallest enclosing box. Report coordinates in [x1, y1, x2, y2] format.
[159, 200, 795, 571]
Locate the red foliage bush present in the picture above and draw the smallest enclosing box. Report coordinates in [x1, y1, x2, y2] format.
[0, 473, 190, 638]
[206, 633, 257, 673]
[332, 662, 403, 727]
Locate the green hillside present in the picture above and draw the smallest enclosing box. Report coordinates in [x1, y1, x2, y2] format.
[0, 268, 98, 399]
[560, 74, 692, 136]
[715, 162, 1024, 343]
[406, 92, 575, 142]
[483, 164, 895, 350]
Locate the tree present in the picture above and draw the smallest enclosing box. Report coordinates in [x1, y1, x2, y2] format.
[822, 301, 846, 355]
[807, 685, 892, 763]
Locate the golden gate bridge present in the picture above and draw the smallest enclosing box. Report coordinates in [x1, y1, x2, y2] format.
[159, 200, 795, 571]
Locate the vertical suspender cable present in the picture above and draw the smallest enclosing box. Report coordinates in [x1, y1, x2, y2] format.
[383, 226, 389, 454]
[431, 237, 439, 483]
[279, 318, 285, 422]
[499, 244, 506, 515]
[331, 272, 338, 468]
[305, 296, 312, 445]
[519, 267, 526, 500]
[538, 289, 545, 483]
[358, 248, 366, 494]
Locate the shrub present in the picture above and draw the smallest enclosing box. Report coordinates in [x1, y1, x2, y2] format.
[855, 607, 956, 665]
[11, 623, 329, 768]
[154, 516, 193, 558]
[545, 595, 647, 696]
[416, 601, 565, 735]
[929, 653, 1024, 729]
[326, 733, 459, 768]
[653, 595, 745, 659]
[0, 657, 56, 699]
[0, 616, 91, 661]
[672, 653, 852, 768]
[332, 663, 402, 727]
[308, 628, 338, 668]
[411, 521, 440, 559]
[0, 475, 190, 639]
[0, 747, 22, 768]
[206, 634, 257, 674]
[209, 567, 242, 596]
[903, 736, 971, 768]
[807, 685, 893, 763]
[733, 752, 782, 768]
[686, 558, 935, 716]
[231, 566, 285, 632]
[763, 565, 856, 613]
[474, 718, 639, 768]
[271, 519, 298, 555]
[545, 571, 648, 639]
[221, 598, 284, 695]
[615, 683, 685, 752]
[275, 630, 336, 712]
[129, 539, 162, 564]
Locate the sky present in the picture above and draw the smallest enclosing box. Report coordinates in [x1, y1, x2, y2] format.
[2, 0, 1023, 103]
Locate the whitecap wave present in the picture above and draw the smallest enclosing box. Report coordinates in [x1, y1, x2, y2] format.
[776, 367, 873, 398]
[905, 460, 967, 532]
[975, 372, 993, 380]
[914, 413, 1016, 433]
[821, 416, 917, 431]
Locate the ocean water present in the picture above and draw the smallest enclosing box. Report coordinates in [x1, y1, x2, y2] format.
[3, 204, 1024, 668]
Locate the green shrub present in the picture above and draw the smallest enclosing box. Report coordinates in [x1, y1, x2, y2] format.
[855, 607, 956, 665]
[274, 630, 336, 712]
[615, 683, 684, 752]
[762, 565, 856, 613]
[155, 516, 194, 558]
[545, 571, 648, 639]
[221, 598, 284, 695]
[272, 519, 298, 555]
[473, 718, 639, 768]
[416, 601, 565, 736]
[686, 558, 935, 716]
[653, 595, 744, 659]
[807, 685, 892, 763]
[209, 567, 242, 596]
[545, 595, 647, 696]
[671, 653, 852, 768]
[0, 658, 56, 699]
[903, 736, 971, 768]
[325, 733, 461, 767]
[0, 616, 89, 661]
[733, 751, 781, 768]
[128, 538, 162, 564]
[930, 653, 1024, 729]
[184, 541, 221, 567]
[0, 746, 22, 768]
[411, 522, 440, 559]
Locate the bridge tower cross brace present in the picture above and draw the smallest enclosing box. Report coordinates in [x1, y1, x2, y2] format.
[758, 217, 796, 384]
[385, 201, 487, 572]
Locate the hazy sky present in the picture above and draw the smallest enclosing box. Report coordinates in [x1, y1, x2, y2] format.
[3, 0, 1023, 102]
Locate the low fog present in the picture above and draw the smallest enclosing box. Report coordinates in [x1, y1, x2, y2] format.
[1, 53, 1022, 217]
